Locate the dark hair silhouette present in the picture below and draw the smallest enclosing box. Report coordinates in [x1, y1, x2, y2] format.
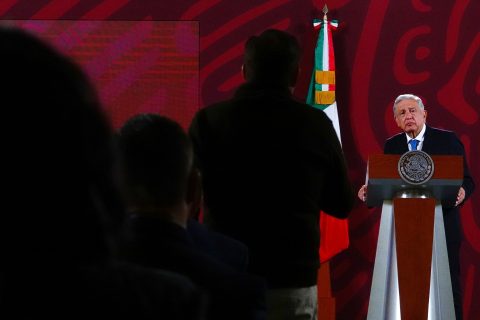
[1, 26, 124, 265]
[0, 26, 208, 320]
[243, 29, 301, 85]
[118, 113, 193, 207]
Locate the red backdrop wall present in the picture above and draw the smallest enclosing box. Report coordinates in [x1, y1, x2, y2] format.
[2, 1, 479, 319]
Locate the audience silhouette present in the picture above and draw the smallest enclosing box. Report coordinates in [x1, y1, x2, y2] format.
[0, 27, 204, 319]
[118, 113, 267, 320]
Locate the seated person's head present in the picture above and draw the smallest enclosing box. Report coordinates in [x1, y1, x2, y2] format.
[243, 29, 301, 87]
[1, 27, 122, 264]
[118, 114, 199, 227]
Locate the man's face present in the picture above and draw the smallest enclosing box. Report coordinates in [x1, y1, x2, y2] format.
[394, 99, 427, 137]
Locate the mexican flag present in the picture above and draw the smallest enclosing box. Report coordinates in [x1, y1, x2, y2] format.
[306, 17, 349, 263]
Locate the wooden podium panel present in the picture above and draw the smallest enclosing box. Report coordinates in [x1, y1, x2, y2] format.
[394, 198, 435, 320]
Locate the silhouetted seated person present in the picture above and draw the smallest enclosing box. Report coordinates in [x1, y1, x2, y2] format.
[118, 113, 267, 320]
[0, 27, 204, 319]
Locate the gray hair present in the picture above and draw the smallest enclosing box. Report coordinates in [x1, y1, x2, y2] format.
[393, 94, 425, 115]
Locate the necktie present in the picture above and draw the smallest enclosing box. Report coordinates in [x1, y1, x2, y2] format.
[409, 139, 418, 150]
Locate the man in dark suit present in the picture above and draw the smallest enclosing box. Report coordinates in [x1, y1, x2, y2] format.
[189, 29, 355, 319]
[118, 114, 266, 320]
[358, 93, 475, 319]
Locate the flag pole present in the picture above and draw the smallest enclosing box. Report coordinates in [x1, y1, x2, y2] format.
[314, 4, 340, 320]
[323, 4, 328, 20]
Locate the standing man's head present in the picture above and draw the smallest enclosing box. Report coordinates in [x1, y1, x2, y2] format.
[393, 94, 427, 138]
[118, 114, 200, 228]
[242, 29, 301, 88]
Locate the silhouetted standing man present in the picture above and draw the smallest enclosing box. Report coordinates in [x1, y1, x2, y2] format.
[189, 29, 355, 319]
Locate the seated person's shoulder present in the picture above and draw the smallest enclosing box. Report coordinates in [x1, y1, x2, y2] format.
[99, 261, 206, 319]
[187, 219, 249, 271]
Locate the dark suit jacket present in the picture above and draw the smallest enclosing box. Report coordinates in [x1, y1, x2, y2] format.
[126, 215, 266, 320]
[187, 218, 249, 271]
[384, 125, 475, 244]
[1, 262, 204, 320]
[189, 82, 355, 288]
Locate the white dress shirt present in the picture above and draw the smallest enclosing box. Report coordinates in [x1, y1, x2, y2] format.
[405, 124, 426, 151]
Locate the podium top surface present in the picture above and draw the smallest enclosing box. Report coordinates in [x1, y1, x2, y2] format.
[368, 154, 462, 180]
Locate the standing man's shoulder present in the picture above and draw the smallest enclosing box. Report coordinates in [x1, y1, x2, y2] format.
[425, 125, 458, 140]
[384, 132, 405, 153]
[294, 99, 330, 118]
[425, 125, 462, 145]
[191, 100, 232, 124]
[424, 125, 466, 155]
[189, 99, 232, 141]
[385, 132, 405, 144]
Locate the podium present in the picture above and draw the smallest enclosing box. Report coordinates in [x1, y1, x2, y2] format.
[366, 153, 463, 320]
